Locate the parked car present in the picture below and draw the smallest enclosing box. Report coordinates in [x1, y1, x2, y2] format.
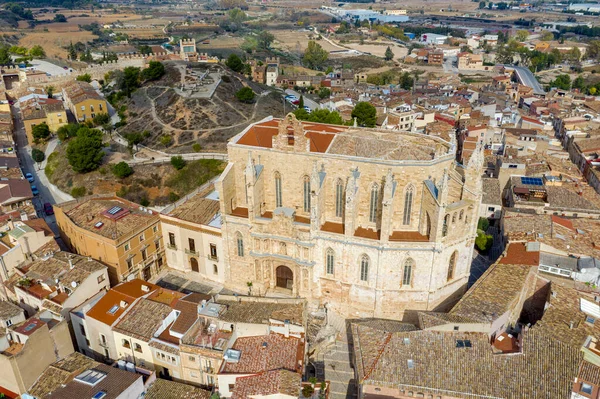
[303, 106, 312, 113]
[43, 202, 53, 215]
[31, 185, 39, 196]
[25, 173, 34, 183]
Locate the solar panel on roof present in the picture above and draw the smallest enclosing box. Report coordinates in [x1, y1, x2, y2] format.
[456, 340, 465, 348]
[107, 206, 122, 215]
[108, 305, 119, 315]
[520, 177, 543, 186]
[75, 369, 107, 386]
[92, 392, 107, 399]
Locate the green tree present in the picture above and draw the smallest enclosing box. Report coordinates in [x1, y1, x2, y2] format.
[124, 132, 144, 148]
[226, 8, 247, 32]
[477, 217, 489, 231]
[71, 187, 86, 198]
[68, 42, 77, 60]
[141, 61, 165, 81]
[76, 73, 92, 83]
[138, 44, 152, 55]
[573, 75, 587, 92]
[32, 123, 51, 142]
[112, 161, 133, 178]
[475, 232, 493, 252]
[495, 45, 514, 64]
[92, 113, 110, 127]
[567, 46, 582, 63]
[384, 46, 394, 61]
[539, 30, 554, 41]
[303, 41, 328, 70]
[29, 45, 46, 58]
[478, 0, 486, 8]
[31, 148, 45, 163]
[0, 47, 11, 65]
[119, 66, 141, 97]
[298, 95, 304, 109]
[515, 29, 529, 42]
[171, 155, 186, 170]
[225, 53, 244, 73]
[235, 87, 255, 103]
[398, 72, 414, 90]
[192, 143, 202, 152]
[57, 123, 80, 141]
[54, 13, 67, 22]
[318, 87, 331, 99]
[351, 102, 377, 127]
[294, 108, 344, 125]
[257, 30, 275, 50]
[550, 74, 571, 90]
[79, 49, 93, 62]
[161, 135, 173, 147]
[66, 127, 104, 173]
[46, 85, 55, 99]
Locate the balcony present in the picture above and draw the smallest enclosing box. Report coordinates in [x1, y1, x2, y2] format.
[185, 248, 198, 256]
[98, 339, 109, 348]
[167, 243, 177, 250]
[230, 207, 248, 218]
[207, 254, 219, 262]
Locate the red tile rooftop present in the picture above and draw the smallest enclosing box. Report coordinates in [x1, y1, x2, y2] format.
[231, 207, 249, 218]
[157, 321, 181, 346]
[493, 332, 520, 353]
[321, 222, 344, 235]
[389, 231, 429, 242]
[12, 317, 45, 336]
[354, 227, 380, 240]
[498, 242, 540, 266]
[50, 292, 69, 305]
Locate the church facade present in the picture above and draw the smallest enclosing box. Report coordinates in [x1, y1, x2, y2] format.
[215, 114, 483, 319]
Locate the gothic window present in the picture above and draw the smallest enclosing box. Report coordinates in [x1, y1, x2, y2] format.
[403, 186, 414, 225]
[236, 232, 244, 257]
[335, 179, 344, 218]
[442, 214, 449, 237]
[275, 172, 282, 208]
[447, 251, 457, 281]
[360, 255, 370, 282]
[459, 210, 464, 220]
[303, 175, 311, 213]
[452, 212, 457, 223]
[402, 258, 414, 286]
[326, 248, 334, 275]
[369, 184, 379, 223]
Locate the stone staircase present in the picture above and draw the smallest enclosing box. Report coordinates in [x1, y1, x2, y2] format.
[309, 311, 357, 399]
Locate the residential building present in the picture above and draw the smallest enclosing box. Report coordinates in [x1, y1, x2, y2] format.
[427, 49, 444, 65]
[230, 369, 301, 399]
[26, 352, 148, 399]
[180, 295, 305, 388]
[62, 81, 108, 122]
[215, 114, 483, 319]
[0, 179, 33, 214]
[0, 301, 25, 330]
[20, 97, 66, 144]
[70, 279, 160, 362]
[160, 185, 225, 283]
[4, 251, 109, 318]
[480, 177, 502, 220]
[217, 332, 305, 397]
[146, 379, 211, 399]
[0, 310, 74, 396]
[54, 196, 165, 284]
[0, 219, 56, 283]
[457, 52, 486, 70]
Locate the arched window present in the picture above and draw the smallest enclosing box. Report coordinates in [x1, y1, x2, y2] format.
[459, 210, 464, 220]
[447, 251, 457, 281]
[236, 232, 244, 257]
[360, 255, 370, 282]
[442, 214, 449, 237]
[403, 186, 414, 225]
[402, 258, 414, 286]
[303, 175, 311, 213]
[335, 179, 344, 218]
[275, 172, 282, 208]
[326, 248, 335, 275]
[452, 212, 457, 224]
[369, 184, 379, 223]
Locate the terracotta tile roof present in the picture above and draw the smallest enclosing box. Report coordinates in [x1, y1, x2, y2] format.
[0, 179, 32, 205]
[0, 301, 22, 320]
[113, 298, 172, 341]
[231, 369, 301, 399]
[417, 312, 478, 330]
[86, 279, 158, 326]
[23, 218, 54, 237]
[217, 300, 304, 326]
[163, 185, 221, 225]
[353, 324, 582, 399]
[481, 178, 501, 205]
[44, 363, 141, 399]
[27, 352, 99, 399]
[63, 80, 104, 104]
[450, 261, 534, 323]
[579, 361, 600, 386]
[498, 242, 540, 266]
[220, 333, 304, 375]
[145, 379, 211, 399]
[55, 196, 159, 240]
[170, 299, 199, 335]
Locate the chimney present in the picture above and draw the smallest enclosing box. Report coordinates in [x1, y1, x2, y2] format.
[7, 218, 13, 230]
[570, 321, 574, 329]
[120, 300, 128, 308]
[68, 256, 74, 269]
[141, 284, 150, 293]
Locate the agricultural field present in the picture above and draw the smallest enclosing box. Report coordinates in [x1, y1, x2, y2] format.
[19, 30, 96, 60]
[270, 29, 341, 53]
[344, 41, 408, 59]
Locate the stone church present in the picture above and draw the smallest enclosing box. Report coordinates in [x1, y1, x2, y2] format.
[215, 114, 483, 319]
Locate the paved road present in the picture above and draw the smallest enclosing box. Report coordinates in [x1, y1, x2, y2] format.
[284, 89, 319, 111]
[29, 59, 72, 76]
[510, 65, 545, 95]
[11, 104, 72, 237]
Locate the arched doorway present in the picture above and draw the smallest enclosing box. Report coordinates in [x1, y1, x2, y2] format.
[190, 258, 199, 273]
[276, 266, 293, 289]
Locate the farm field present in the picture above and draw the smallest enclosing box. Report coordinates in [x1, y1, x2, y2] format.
[19, 31, 97, 59]
[344, 41, 408, 59]
[270, 29, 341, 53]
